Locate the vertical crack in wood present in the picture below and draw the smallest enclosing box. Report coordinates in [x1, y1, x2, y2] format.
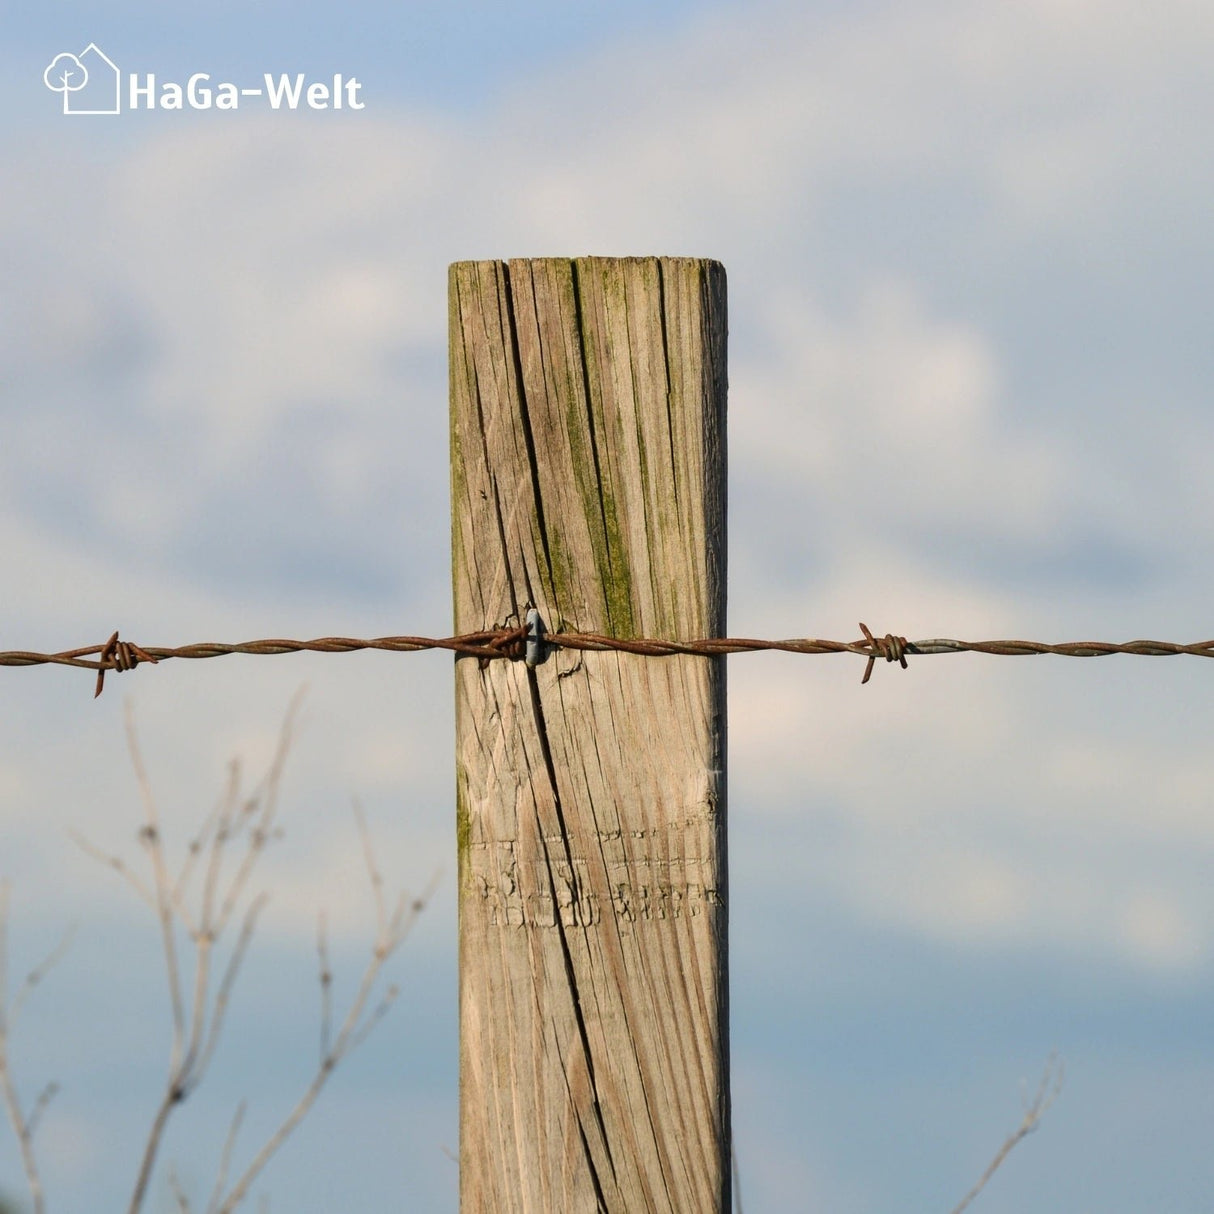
[501, 260, 556, 602]
[526, 665, 616, 1205]
[654, 259, 681, 515]
[512, 255, 622, 1200]
[488, 474, 519, 623]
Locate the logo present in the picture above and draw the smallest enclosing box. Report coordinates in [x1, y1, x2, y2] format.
[43, 44, 365, 115]
[44, 44, 120, 114]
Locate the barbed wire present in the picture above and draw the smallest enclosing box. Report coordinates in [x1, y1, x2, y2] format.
[4, 622, 1214, 698]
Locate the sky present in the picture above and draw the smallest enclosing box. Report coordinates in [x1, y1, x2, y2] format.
[3, 0, 1214, 1210]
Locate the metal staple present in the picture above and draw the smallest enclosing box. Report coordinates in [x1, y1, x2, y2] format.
[5, 622, 1214, 697]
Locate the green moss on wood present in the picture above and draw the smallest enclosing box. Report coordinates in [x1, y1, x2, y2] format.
[567, 259, 638, 636]
[456, 770, 471, 867]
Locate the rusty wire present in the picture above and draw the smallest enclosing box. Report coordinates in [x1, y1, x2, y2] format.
[5, 622, 1214, 697]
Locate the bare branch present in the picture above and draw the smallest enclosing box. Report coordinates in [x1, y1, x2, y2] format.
[215, 958, 388, 1214]
[215, 1052, 328, 1210]
[69, 829, 156, 912]
[200, 773, 237, 942]
[386, 872, 440, 955]
[213, 808, 431, 1214]
[123, 696, 199, 1214]
[125, 701, 187, 1058]
[316, 912, 332, 1064]
[125, 696, 305, 1214]
[129, 1080, 184, 1214]
[0, 882, 51, 1214]
[213, 691, 304, 937]
[181, 934, 214, 1095]
[385, 892, 408, 951]
[175, 762, 239, 909]
[24, 691, 428, 1214]
[194, 895, 269, 1085]
[344, 984, 400, 1056]
[129, 865, 255, 1213]
[167, 1163, 193, 1214]
[205, 1101, 246, 1214]
[950, 1053, 1064, 1214]
[25, 1081, 59, 1142]
[10, 923, 77, 1035]
[351, 799, 385, 939]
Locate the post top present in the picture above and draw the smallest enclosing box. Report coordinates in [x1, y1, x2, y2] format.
[450, 255, 725, 274]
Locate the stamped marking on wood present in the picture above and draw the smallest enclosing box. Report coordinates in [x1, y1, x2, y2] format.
[466, 833, 724, 929]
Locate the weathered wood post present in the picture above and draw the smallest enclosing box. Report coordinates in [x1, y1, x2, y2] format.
[450, 257, 728, 1212]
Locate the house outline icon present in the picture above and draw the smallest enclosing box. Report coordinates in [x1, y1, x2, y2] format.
[65, 43, 120, 115]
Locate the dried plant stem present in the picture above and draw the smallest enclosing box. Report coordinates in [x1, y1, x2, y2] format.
[214, 863, 436, 1214]
[316, 912, 332, 1062]
[950, 1053, 1064, 1214]
[167, 1164, 192, 1213]
[0, 881, 72, 1214]
[204, 1101, 246, 1214]
[97, 694, 303, 1214]
[0, 1061, 46, 1214]
[10, 688, 429, 1213]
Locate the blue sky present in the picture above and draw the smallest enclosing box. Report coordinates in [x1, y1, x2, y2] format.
[3, 1, 1214, 1210]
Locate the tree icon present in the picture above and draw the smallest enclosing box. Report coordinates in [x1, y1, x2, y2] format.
[43, 54, 89, 111]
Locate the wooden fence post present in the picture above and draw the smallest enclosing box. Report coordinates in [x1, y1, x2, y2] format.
[450, 257, 728, 1212]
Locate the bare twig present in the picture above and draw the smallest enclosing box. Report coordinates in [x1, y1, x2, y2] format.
[9, 690, 428, 1214]
[167, 1163, 193, 1213]
[0, 881, 72, 1214]
[316, 912, 332, 1063]
[950, 1053, 1064, 1214]
[346, 984, 401, 1055]
[212, 816, 436, 1214]
[125, 698, 190, 1214]
[205, 1101, 246, 1214]
[89, 696, 302, 1214]
[212, 694, 302, 937]
[9, 924, 76, 1037]
[193, 895, 269, 1084]
[25, 1082, 59, 1143]
[351, 800, 385, 939]
[126, 701, 187, 1056]
[67, 830, 156, 912]
[173, 763, 237, 911]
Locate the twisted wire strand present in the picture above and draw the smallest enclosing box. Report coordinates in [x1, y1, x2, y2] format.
[5, 623, 1214, 697]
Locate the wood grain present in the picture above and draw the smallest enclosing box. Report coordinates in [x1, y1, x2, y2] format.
[451, 257, 728, 1213]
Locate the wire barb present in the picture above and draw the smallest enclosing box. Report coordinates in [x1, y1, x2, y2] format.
[857, 622, 909, 685]
[94, 630, 159, 698]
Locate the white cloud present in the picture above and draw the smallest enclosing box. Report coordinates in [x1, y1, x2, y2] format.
[732, 280, 1065, 549]
[1120, 889, 1205, 971]
[2, 0, 1213, 980]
